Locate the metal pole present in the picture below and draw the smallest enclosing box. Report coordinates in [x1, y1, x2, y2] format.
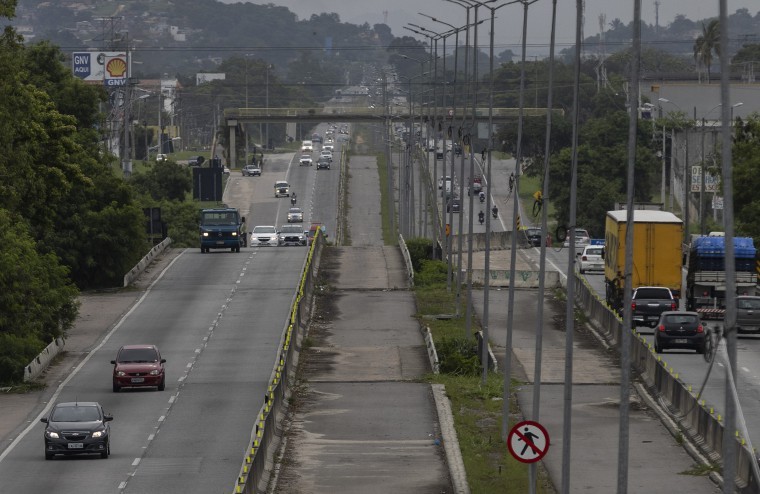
[618, 1, 642, 491]
[700, 118, 706, 234]
[719, 0, 738, 489]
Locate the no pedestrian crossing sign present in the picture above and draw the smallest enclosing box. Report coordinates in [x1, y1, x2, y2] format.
[507, 420, 550, 463]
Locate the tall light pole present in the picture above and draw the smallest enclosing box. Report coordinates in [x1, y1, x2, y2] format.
[418, 14, 484, 300]
[405, 25, 443, 254]
[660, 97, 692, 240]
[266, 64, 272, 150]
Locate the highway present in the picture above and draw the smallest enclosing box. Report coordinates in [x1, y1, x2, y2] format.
[0, 126, 344, 492]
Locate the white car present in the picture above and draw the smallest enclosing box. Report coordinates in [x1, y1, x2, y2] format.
[299, 154, 313, 166]
[563, 228, 590, 247]
[577, 244, 604, 274]
[274, 181, 290, 197]
[323, 143, 334, 152]
[279, 224, 307, 246]
[250, 226, 280, 247]
[287, 207, 304, 223]
[320, 150, 333, 162]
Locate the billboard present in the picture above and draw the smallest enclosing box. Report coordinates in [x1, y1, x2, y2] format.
[196, 73, 226, 85]
[72, 51, 129, 85]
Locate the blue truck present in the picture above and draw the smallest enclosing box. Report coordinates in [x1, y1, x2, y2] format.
[686, 235, 757, 319]
[199, 208, 246, 253]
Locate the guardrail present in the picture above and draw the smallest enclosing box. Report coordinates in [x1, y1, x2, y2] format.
[24, 337, 66, 382]
[123, 237, 172, 287]
[233, 231, 325, 493]
[575, 276, 758, 491]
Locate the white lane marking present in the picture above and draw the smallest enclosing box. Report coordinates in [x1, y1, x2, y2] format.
[0, 250, 187, 464]
[132, 458, 141, 467]
[148, 434, 155, 441]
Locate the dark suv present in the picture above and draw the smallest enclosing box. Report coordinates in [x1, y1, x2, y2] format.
[41, 402, 113, 460]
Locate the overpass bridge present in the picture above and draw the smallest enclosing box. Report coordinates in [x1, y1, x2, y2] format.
[223, 106, 559, 165]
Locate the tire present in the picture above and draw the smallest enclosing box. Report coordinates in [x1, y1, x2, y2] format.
[158, 376, 165, 391]
[580, 267, 585, 274]
[101, 442, 109, 459]
[654, 338, 663, 354]
[697, 343, 706, 355]
[45, 452, 53, 460]
[112, 382, 120, 393]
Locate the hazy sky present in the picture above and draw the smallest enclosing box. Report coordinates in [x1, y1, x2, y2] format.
[225, 1, 759, 56]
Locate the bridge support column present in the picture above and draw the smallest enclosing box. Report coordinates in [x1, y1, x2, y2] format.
[228, 119, 237, 167]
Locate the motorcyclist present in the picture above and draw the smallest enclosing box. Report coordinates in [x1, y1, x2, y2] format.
[478, 211, 485, 225]
[479, 191, 486, 203]
[491, 205, 498, 218]
[291, 192, 297, 205]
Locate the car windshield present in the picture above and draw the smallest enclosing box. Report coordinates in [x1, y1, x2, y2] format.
[289, 208, 302, 214]
[118, 348, 159, 363]
[664, 314, 698, 325]
[738, 298, 760, 310]
[280, 226, 301, 233]
[201, 212, 238, 226]
[51, 405, 101, 422]
[276, 182, 288, 187]
[254, 226, 276, 234]
[585, 247, 603, 256]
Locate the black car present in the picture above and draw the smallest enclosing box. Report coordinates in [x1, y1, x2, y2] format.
[653, 311, 706, 354]
[525, 228, 542, 247]
[316, 156, 331, 170]
[447, 198, 461, 213]
[41, 402, 113, 460]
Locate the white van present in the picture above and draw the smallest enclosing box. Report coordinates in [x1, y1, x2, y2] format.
[301, 140, 313, 153]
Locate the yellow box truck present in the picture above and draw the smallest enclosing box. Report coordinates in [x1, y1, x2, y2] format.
[604, 210, 683, 311]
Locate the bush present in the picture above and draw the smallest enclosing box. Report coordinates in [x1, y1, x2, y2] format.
[436, 336, 480, 375]
[405, 237, 433, 272]
[415, 259, 448, 286]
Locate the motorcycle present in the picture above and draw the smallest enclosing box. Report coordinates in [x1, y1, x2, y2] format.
[479, 191, 486, 203]
[478, 211, 485, 225]
[491, 206, 498, 219]
[291, 193, 297, 206]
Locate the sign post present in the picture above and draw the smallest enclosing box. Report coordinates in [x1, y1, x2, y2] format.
[507, 420, 550, 464]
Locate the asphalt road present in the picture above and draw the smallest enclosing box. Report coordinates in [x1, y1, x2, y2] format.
[0, 128, 349, 492]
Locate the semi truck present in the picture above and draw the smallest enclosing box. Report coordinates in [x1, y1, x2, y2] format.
[604, 210, 683, 312]
[685, 235, 757, 319]
[199, 207, 246, 253]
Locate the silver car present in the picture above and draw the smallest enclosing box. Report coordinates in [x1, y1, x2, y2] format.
[577, 245, 604, 274]
[736, 296, 760, 333]
[287, 207, 304, 223]
[250, 226, 280, 247]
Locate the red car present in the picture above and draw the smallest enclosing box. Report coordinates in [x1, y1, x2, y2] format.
[111, 344, 166, 392]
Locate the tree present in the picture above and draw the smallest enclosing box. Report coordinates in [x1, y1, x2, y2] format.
[0, 209, 79, 383]
[693, 19, 720, 83]
[130, 160, 193, 201]
[732, 115, 760, 238]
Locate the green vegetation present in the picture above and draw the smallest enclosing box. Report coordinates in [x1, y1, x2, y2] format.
[410, 247, 553, 493]
[376, 153, 397, 245]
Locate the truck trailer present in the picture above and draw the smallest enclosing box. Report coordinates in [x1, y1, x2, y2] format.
[685, 235, 757, 319]
[604, 210, 683, 312]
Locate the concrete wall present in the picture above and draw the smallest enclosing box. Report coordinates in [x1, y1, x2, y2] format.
[470, 268, 561, 288]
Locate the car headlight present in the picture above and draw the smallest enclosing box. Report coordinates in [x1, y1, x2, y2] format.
[92, 430, 105, 438]
[232, 232, 238, 237]
[46, 431, 60, 439]
[149, 369, 160, 376]
[202, 232, 209, 237]
[116, 371, 126, 377]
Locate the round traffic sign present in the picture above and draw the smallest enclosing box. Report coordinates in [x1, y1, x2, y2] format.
[507, 420, 550, 463]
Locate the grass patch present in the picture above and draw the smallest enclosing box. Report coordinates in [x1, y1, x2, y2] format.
[679, 463, 720, 476]
[414, 267, 554, 493]
[376, 153, 397, 245]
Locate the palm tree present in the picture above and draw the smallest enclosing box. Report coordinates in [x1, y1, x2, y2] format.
[693, 19, 720, 83]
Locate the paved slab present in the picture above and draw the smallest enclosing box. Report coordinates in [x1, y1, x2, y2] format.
[469, 178, 721, 492]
